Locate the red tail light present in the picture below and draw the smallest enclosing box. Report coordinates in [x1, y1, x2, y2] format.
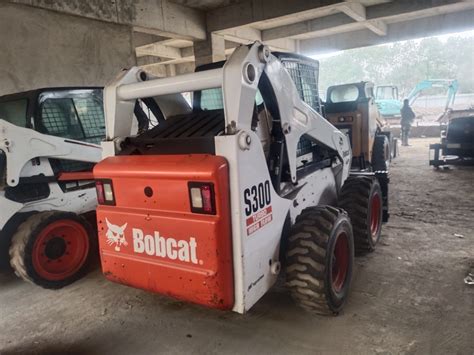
[188, 182, 216, 215]
[95, 179, 116, 206]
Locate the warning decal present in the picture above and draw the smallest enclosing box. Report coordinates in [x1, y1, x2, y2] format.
[246, 206, 273, 235]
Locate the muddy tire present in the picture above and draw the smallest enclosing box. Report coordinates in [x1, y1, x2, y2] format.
[9, 211, 95, 289]
[372, 135, 390, 171]
[286, 206, 354, 315]
[339, 176, 383, 253]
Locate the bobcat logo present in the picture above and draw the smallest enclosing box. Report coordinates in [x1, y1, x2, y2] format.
[105, 219, 128, 251]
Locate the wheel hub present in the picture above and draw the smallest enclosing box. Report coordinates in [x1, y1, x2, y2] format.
[370, 192, 382, 241]
[331, 232, 349, 293]
[32, 219, 89, 281]
[44, 236, 67, 260]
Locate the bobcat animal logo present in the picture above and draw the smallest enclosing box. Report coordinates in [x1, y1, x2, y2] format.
[105, 218, 128, 251]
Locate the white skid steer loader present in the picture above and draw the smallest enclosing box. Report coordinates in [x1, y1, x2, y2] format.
[94, 42, 386, 315]
[0, 88, 104, 288]
[0, 87, 161, 288]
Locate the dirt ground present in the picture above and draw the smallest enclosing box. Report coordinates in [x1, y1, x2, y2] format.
[1, 138, 473, 355]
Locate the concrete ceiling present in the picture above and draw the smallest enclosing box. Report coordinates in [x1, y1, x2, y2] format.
[12, 0, 474, 77]
[139, 0, 474, 76]
[170, 0, 241, 10]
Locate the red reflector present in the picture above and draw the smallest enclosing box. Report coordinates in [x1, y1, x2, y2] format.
[201, 185, 212, 213]
[95, 181, 105, 205]
[188, 182, 216, 215]
[95, 179, 115, 205]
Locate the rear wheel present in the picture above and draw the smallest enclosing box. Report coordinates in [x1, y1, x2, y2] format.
[372, 135, 390, 171]
[286, 206, 354, 315]
[9, 211, 95, 289]
[339, 176, 383, 253]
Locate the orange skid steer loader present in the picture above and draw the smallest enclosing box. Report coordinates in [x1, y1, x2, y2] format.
[94, 42, 386, 315]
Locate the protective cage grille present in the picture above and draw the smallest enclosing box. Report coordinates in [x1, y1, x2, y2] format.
[280, 60, 322, 114]
[279, 59, 322, 158]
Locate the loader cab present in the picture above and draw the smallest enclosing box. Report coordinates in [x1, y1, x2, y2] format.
[325, 81, 385, 169]
[375, 85, 402, 119]
[0, 87, 105, 140]
[189, 54, 330, 179]
[0, 87, 106, 175]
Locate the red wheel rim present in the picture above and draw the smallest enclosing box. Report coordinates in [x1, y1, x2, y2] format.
[331, 232, 350, 293]
[32, 219, 89, 281]
[370, 192, 382, 241]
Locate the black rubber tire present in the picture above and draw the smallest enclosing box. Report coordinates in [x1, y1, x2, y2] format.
[0, 212, 35, 271]
[339, 176, 383, 254]
[9, 211, 96, 289]
[372, 135, 390, 172]
[286, 206, 354, 315]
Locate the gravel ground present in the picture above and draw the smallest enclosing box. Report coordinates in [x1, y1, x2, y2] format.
[1, 138, 473, 355]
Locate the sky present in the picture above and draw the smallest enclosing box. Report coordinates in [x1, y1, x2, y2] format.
[311, 29, 474, 60]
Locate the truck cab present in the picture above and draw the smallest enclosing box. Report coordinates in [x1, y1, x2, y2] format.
[375, 85, 401, 118]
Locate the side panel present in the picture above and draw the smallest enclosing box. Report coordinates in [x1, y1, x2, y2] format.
[327, 111, 363, 157]
[215, 131, 291, 313]
[1, 156, 97, 229]
[94, 155, 234, 310]
[288, 168, 338, 222]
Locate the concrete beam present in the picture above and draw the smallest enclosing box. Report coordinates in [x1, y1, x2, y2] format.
[194, 33, 226, 67]
[262, 13, 353, 41]
[300, 9, 474, 54]
[262, 0, 468, 40]
[339, 2, 366, 22]
[365, 20, 387, 36]
[136, 43, 182, 59]
[338, 2, 389, 36]
[140, 44, 239, 67]
[166, 64, 176, 77]
[219, 27, 297, 52]
[10, 0, 206, 40]
[207, 0, 346, 32]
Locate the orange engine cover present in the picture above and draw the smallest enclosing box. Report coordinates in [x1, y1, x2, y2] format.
[94, 154, 234, 310]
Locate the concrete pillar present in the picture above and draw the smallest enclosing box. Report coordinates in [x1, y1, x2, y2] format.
[194, 33, 226, 67]
[0, 3, 135, 96]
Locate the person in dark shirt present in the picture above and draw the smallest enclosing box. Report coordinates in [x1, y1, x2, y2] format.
[400, 99, 416, 146]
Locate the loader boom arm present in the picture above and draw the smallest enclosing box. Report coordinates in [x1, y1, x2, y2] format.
[0, 120, 102, 187]
[103, 42, 351, 186]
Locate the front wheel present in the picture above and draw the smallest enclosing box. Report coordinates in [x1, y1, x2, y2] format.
[339, 176, 383, 253]
[9, 211, 95, 289]
[286, 206, 354, 315]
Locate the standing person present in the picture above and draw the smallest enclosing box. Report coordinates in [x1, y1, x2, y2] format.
[400, 99, 415, 146]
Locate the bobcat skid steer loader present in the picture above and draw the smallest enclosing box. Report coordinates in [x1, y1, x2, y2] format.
[324, 82, 392, 249]
[0, 88, 105, 288]
[0, 87, 161, 288]
[94, 42, 384, 315]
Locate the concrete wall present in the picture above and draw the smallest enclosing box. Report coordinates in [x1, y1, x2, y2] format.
[0, 3, 136, 96]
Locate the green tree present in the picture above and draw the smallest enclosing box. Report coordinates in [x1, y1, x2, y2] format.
[317, 33, 474, 97]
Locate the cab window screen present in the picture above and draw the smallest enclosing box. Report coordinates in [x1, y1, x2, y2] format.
[40, 91, 105, 144]
[41, 98, 83, 140]
[0, 99, 28, 127]
[330, 85, 359, 103]
[74, 97, 104, 143]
